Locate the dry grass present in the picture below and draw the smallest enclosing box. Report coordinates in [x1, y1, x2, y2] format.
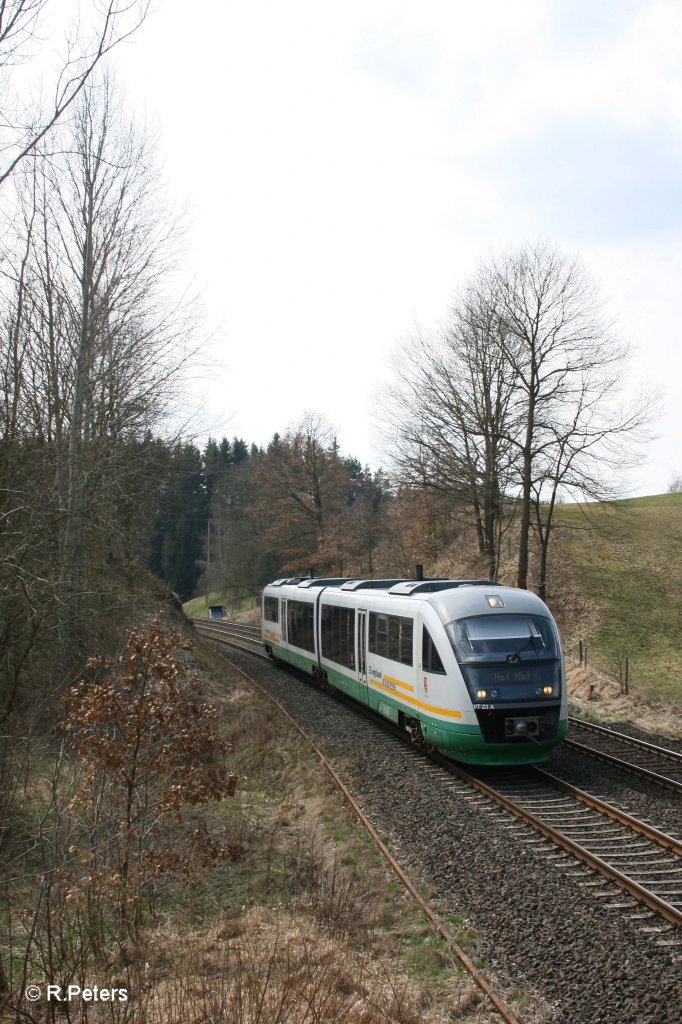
[1, 630, 538, 1022]
[566, 661, 682, 740]
[121, 907, 455, 1023]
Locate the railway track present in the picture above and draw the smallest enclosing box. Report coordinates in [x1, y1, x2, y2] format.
[195, 618, 682, 1018]
[450, 763, 682, 932]
[193, 617, 264, 655]
[566, 715, 682, 793]
[194, 618, 682, 935]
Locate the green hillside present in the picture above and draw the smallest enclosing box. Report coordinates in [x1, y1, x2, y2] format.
[183, 593, 259, 619]
[183, 593, 226, 619]
[552, 492, 682, 705]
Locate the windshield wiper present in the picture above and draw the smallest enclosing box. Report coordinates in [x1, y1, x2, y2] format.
[506, 633, 540, 663]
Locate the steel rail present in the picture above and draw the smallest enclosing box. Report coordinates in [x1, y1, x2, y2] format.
[193, 621, 265, 656]
[441, 760, 682, 929]
[198, 634, 522, 1024]
[193, 620, 261, 637]
[566, 716, 682, 793]
[568, 717, 682, 764]
[192, 618, 246, 625]
[534, 768, 682, 855]
[563, 738, 682, 794]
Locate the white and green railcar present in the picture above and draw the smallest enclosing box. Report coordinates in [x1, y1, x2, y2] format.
[261, 577, 567, 766]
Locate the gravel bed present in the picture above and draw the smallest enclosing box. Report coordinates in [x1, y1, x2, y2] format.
[224, 649, 682, 1024]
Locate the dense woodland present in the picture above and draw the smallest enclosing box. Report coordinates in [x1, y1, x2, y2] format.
[152, 421, 394, 605]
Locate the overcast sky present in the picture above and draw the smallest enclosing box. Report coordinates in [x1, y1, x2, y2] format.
[112, 0, 682, 496]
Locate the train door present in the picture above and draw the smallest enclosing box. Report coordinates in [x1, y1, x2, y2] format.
[280, 598, 287, 647]
[357, 609, 368, 693]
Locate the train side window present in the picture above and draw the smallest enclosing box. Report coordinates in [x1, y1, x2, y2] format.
[422, 626, 445, 674]
[388, 616, 400, 657]
[370, 613, 389, 658]
[369, 612, 413, 666]
[321, 604, 355, 669]
[397, 618, 413, 665]
[287, 600, 315, 652]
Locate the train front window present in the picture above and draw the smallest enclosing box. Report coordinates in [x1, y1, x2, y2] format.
[447, 614, 561, 703]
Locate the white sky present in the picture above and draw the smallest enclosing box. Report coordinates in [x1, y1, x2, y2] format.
[111, 0, 682, 496]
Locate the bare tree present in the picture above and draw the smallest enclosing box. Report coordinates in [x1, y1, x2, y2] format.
[528, 376, 653, 601]
[0, 172, 60, 722]
[487, 240, 654, 592]
[0, 69, 199, 704]
[44, 74, 195, 649]
[251, 413, 352, 572]
[0, 0, 150, 186]
[383, 240, 656, 598]
[384, 291, 518, 581]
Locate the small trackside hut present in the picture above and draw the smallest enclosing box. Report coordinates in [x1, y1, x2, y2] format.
[261, 576, 567, 766]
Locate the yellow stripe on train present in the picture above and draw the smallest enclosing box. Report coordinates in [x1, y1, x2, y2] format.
[382, 674, 415, 693]
[369, 678, 463, 719]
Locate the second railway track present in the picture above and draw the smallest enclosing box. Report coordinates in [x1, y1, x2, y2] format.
[193, 617, 264, 655]
[566, 715, 682, 793]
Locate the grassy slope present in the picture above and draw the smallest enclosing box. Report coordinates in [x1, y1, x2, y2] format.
[184, 593, 259, 619]
[183, 593, 224, 619]
[552, 492, 682, 704]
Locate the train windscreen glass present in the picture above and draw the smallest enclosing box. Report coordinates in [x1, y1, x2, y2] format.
[447, 615, 561, 702]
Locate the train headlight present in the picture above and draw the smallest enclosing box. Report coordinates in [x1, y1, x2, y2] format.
[490, 689, 498, 699]
[476, 689, 487, 699]
[543, 685, 554, 696]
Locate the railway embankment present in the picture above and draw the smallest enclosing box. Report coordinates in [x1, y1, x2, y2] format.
[565, 660, 682, 742]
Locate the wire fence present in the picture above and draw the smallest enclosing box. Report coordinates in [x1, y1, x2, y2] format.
[576, 641, 630, 694]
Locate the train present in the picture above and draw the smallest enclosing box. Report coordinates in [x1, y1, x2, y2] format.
[261, 575, 567, 766]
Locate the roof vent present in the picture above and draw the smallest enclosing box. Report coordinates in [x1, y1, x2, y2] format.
[340, 579, 408, 591]
[388, 579, 497, 595]
[297, 577, 355, 589]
